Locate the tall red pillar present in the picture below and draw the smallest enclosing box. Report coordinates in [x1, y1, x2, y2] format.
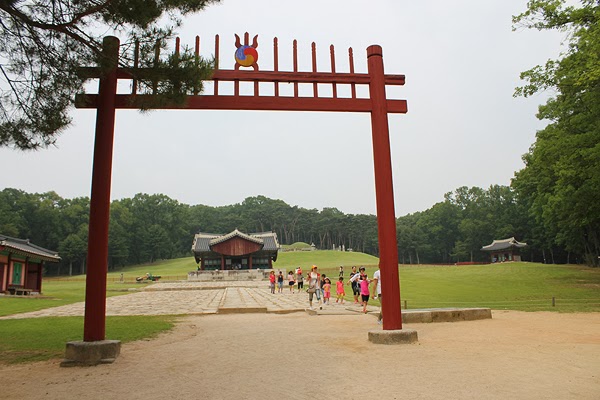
[367, 45, 403, 331]
[83, 36, 119, 342]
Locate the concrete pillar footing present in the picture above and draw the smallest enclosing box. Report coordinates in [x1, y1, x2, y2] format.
[368, 328, 418, 344]
[61, 340, 121, 367]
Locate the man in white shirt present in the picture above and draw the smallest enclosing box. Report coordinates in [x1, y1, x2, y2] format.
[371, 267, 382, 324]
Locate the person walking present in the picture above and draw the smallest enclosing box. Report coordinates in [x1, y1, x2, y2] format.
[338, 265, 344, 278]
[323, 277, 332, 305]
[347, 266, 365, 305]
[319, 273, 327, 304]
[277, 270, 284, 293]
[335, 276, 345, 304]
[297, 271, 304, 292]
[269, 270, 276, 294]
[288, 270, 296, 293]
[359, 274, 371, 314]
[372, 266, 382, 323]
[307, 265, 322, 310]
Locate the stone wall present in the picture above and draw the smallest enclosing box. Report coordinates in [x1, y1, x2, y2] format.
[188, 269, 272, 281]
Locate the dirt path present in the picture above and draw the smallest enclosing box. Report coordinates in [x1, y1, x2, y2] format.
[2, 310, 599, 399]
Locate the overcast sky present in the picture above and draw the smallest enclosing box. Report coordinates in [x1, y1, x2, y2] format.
[0, 0, 565, 216]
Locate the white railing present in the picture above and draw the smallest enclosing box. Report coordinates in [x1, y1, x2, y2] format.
[187, 269, 273, 281]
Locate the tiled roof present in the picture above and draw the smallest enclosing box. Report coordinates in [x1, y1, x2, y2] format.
[192, 230, 279, 253]
[209, 229, 264, 246]
[0, 234, 61, 262]
[251, 231, 279, 251]
[481, 237, 527, 252]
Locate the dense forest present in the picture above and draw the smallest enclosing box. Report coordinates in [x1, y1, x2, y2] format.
[0, 184, 594, 276]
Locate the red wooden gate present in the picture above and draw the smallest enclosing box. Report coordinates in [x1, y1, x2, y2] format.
[77, 33, 407, 341]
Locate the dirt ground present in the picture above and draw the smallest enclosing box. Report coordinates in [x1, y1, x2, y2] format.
[1, 310, 599, 400]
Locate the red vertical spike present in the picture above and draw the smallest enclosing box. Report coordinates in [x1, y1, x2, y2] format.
[153, 39, 160, 95]
[174, 37, 181, 94]
[244, 32, 249, 46]
[311, 42, 318, 98]
[194, 36, 200, 95]
[293, 39, 298, 98]
[214, 34, 220, 95]
[349, 47, 356, 99]
[274, 37, 279, 97]
[132, 40, 139, 95]
[235, 33, 240, 97]
[330, 44, 337, 98]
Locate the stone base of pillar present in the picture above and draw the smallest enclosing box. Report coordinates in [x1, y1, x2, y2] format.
[60, 340, 121, 367]
[368, 329, 418, 344]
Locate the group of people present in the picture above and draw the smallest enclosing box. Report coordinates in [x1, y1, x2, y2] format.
[268, 265, 383, 323]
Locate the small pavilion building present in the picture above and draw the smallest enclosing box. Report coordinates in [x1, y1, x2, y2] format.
[192, 229, 279, 270]
[481, 237, 527, 263]
[1, 234, 61, 295]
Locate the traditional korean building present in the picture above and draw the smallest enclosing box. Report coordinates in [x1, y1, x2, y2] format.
[192, 229, 279, 270]
[0, 234, 61, 295]
[481, 237, 527, 263]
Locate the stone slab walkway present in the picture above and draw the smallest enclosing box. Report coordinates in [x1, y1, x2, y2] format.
[1, 281, 492, 323]
[0, 281, 374, 319]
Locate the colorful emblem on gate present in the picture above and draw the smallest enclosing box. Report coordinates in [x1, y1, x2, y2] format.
[235, 45, 258, 67]
[234, 33, 259, 70]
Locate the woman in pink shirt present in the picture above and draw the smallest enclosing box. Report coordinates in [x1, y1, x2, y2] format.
[359, 274, 370, 313]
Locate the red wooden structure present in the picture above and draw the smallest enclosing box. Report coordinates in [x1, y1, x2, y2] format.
[192, 230, 279, 270]
[76, 33, 407, 341]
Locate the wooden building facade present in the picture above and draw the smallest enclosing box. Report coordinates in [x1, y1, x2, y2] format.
[481, 237, 527, 263]
[0, 234, 61, 295]
[192, 230, 279, 270]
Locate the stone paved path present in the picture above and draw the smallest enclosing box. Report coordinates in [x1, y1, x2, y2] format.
[0, 281, 375, 319]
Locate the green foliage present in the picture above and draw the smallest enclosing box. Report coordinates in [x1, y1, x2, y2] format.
[2, 186, 592, 272]
[0, 315, 176, 364]
[0, 0, 219, 149]
[512, 0, 600, 266]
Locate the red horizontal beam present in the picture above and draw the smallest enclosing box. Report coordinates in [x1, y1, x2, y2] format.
[77, 67, 405, 86]
[212, 70, 405, 86]
[75, 94, 408, 113]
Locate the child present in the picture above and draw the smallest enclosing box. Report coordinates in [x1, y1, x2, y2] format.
[269, 270, 276, 294]
[297, 272, 304, 292]
[277, 270, 284, 293]
[359, 274, 370, 313]
[288, 270, 296, 293]
[336, 276, 345, 304]
[323, 277, 332, 305]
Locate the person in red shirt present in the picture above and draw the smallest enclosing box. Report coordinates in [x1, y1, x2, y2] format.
[269, 270, 276, 294]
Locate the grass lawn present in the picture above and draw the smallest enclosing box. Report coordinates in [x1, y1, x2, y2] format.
[1, 252, 599, 364]
[1, 252, 599, 316]
[0, 315, 176, 364]
[397, 263, 600, 312]
[0, 280, 145, 317]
